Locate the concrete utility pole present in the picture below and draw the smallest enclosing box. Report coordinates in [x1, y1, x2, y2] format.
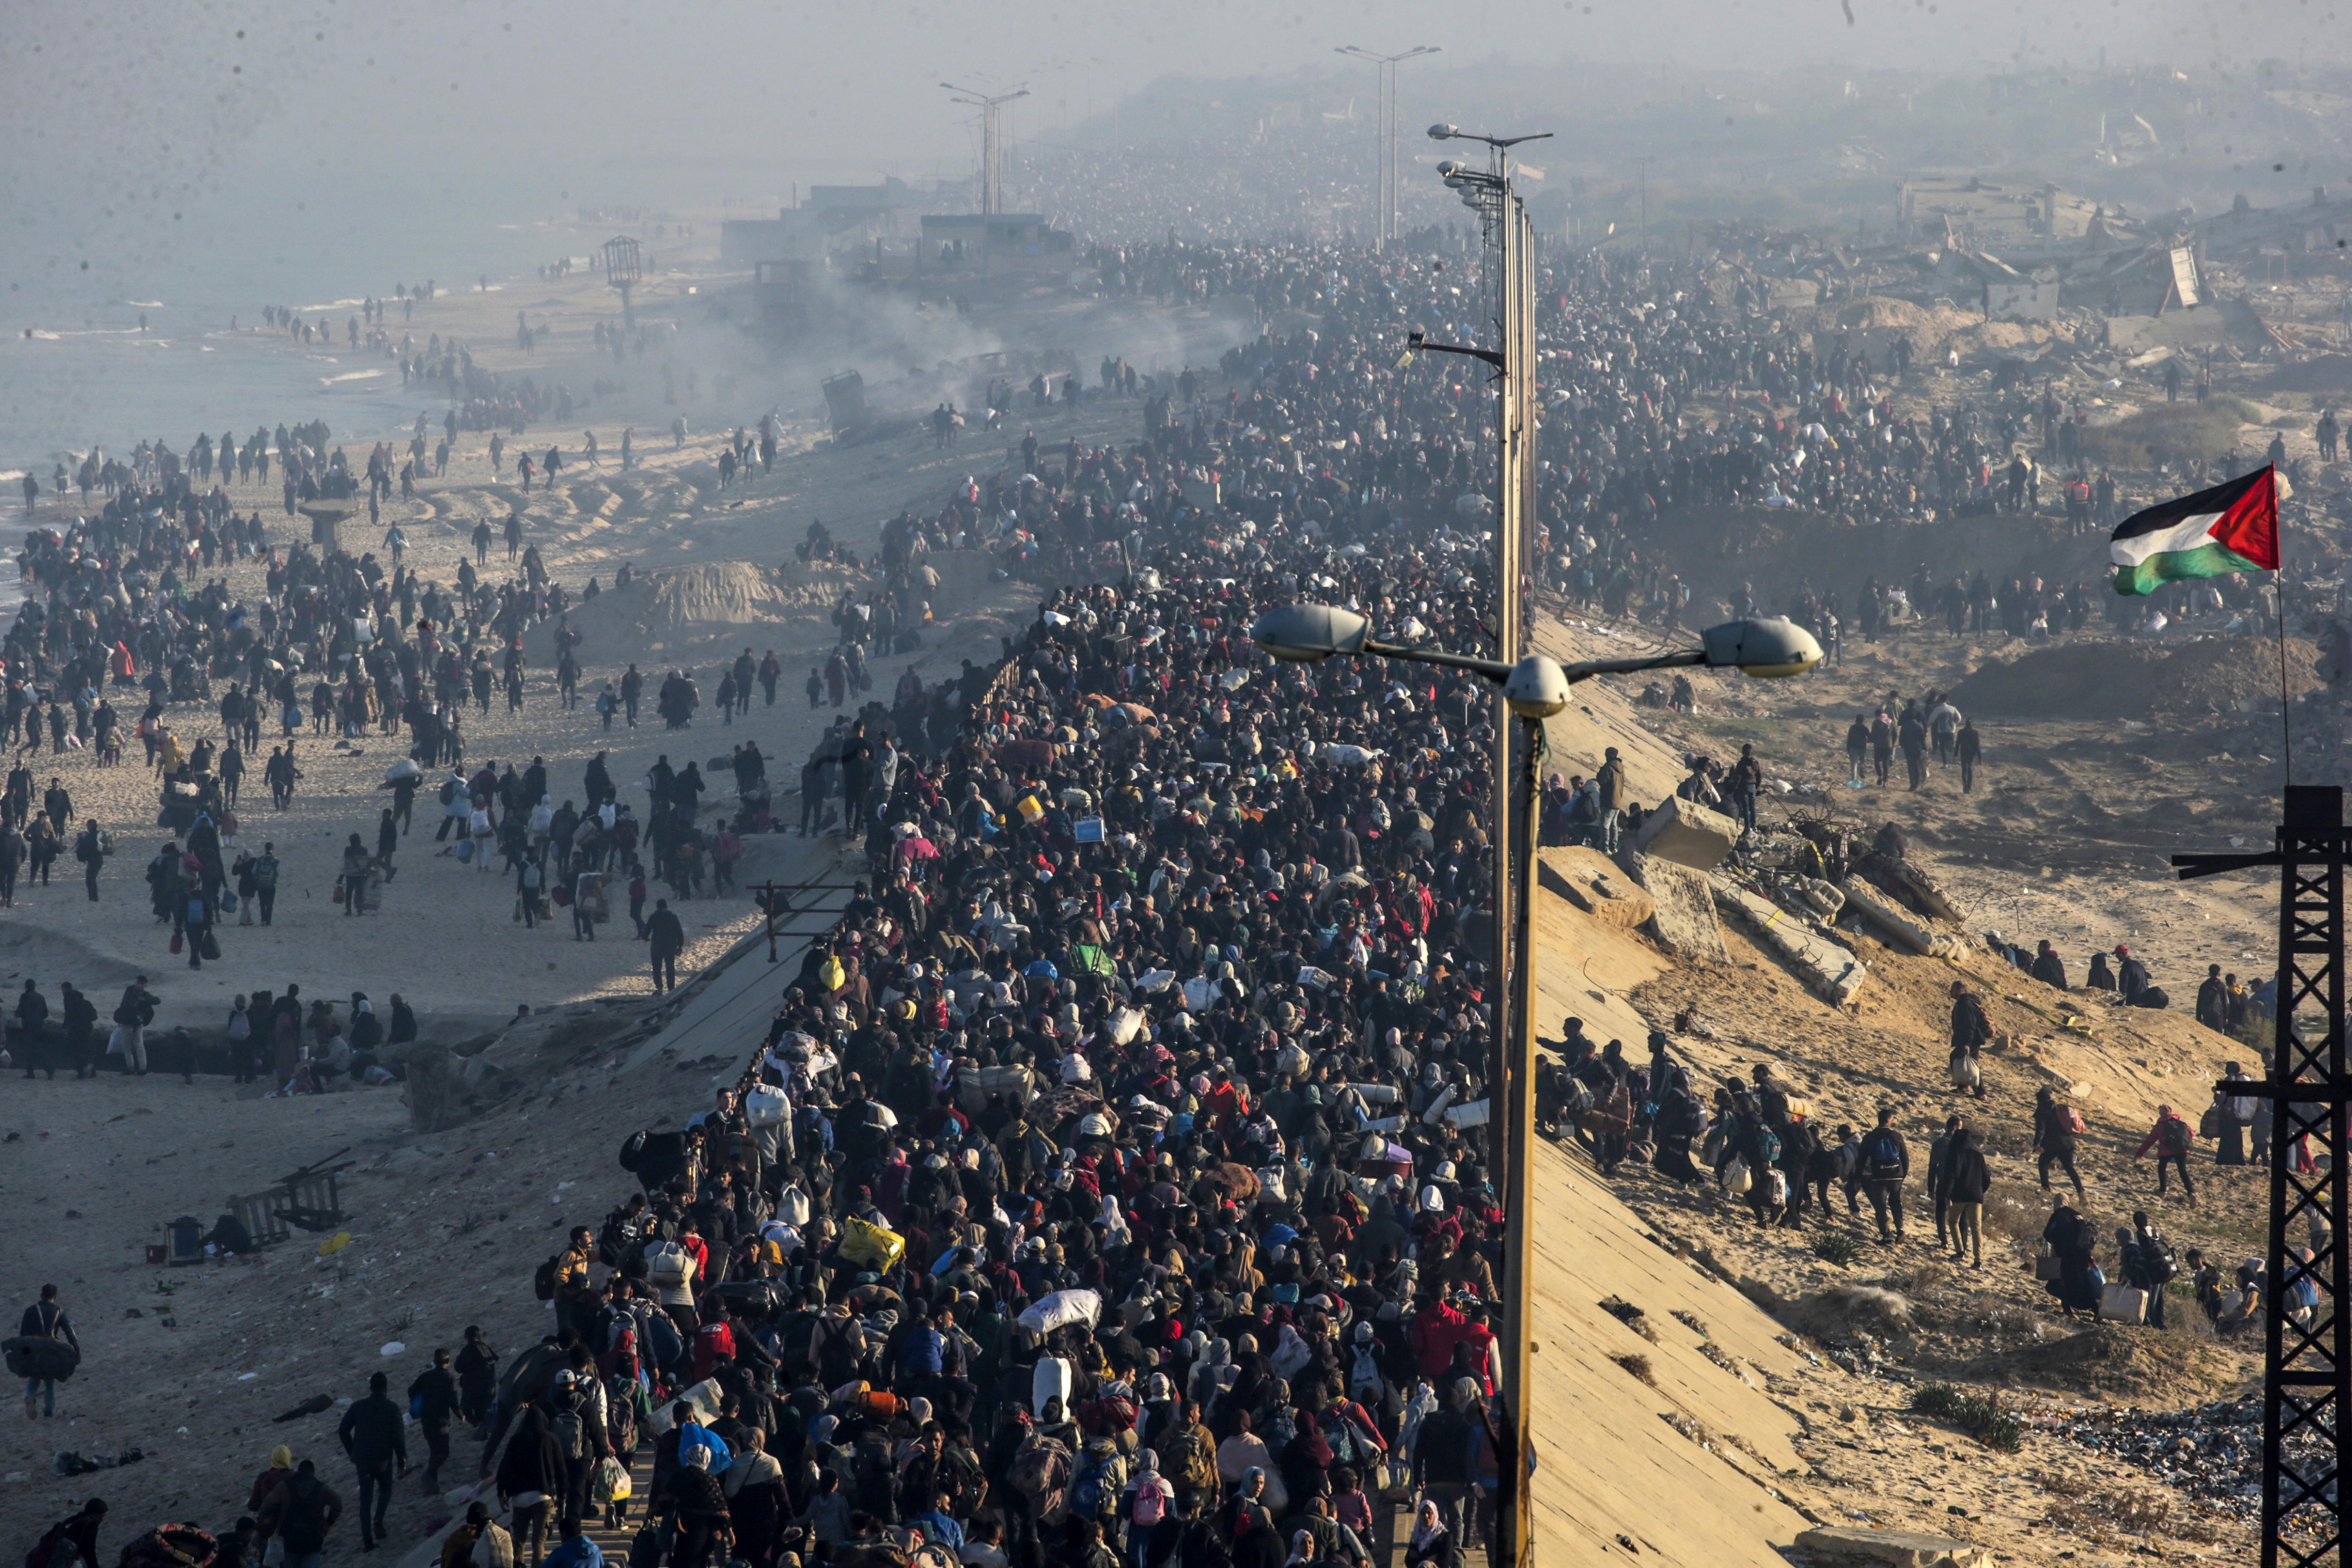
[1426, 120, 1549, 1568]
[1636, 154, 1654, 258]
[942, 82, 1030, 215]
[1336, 46, 1439, 249]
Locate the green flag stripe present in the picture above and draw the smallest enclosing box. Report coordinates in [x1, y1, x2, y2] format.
[2111, 542, 2264, 597]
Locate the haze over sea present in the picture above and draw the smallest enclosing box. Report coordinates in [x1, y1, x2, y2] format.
[0, 199, 606, 471]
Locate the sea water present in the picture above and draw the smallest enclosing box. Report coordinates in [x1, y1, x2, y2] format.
[0, 207, 608, 472]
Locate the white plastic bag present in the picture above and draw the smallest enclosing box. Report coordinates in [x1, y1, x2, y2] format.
[1724, 1157, 1754, 1195]
[1017, 1289, 1103, 1336]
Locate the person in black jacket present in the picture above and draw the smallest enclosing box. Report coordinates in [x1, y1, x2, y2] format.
[1861, 1107, 1910, 1243]
[496, 1401, 564, 1566]
[1935, 1127, 1993, 1266]
[646, 898, 686, 993]
[1948, 981, 1993, 1100]
[337, 1370, 409, 1549]
[19, 1283, 78, 1417]
[409, 1348, 463, 1488]
[2030, 940, 2068, 990]
[455, 1326, 500, 1428]
[29, 1499, 107, 1568]
[2043, 1195, 2101, 1319]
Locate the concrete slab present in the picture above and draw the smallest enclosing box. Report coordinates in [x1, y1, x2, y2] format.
[1793, 1527, 1992, 1568]
[1613, 849, 1731, 963]
[1711, 876, 1868, 1007]
[1538, 847, 1656, 931]
[1631, 796, 1742, 872]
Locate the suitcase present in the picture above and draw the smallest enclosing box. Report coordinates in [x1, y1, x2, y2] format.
[2099, 1283, 2148, 1323]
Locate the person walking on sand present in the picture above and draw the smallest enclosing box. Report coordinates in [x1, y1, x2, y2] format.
[646, 897, 685, 993]
[409, 1348, 462, 1490]
[2031, 1084, 2087, 1201]
[259, 1459, 342, 1568]
[1935, 1125, 1991, 1267]
[338, 1369, 408, 1550]
[19, 1283, 78, 1418]
[1861, 1106, 1909, 1244]
[2133, 1103, 2199, 1202]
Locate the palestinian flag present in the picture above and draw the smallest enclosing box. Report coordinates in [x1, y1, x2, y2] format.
[2110, 465, 2280, 596]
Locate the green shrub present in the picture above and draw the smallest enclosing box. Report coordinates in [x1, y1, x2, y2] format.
[1913, 1382, 2023, 1451]
[1811, 1230, 1864, 1267]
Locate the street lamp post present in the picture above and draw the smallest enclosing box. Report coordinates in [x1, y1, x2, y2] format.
[1251, 604, 1822, 1568]
[1415, 131, 1550, 1227]
[1335, 46, 1439, 249]
[942, 82, 1032, 215]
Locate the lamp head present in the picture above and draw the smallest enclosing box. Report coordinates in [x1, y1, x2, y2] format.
[1501, 656, 1572, 719]
[1249, 604, 1371, 663]
[1699, 617, 1823, 679]
[1427, 123, 1459, 141]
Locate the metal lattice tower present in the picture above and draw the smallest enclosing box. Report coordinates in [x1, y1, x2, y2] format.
[2178, 783, 2351, 1568]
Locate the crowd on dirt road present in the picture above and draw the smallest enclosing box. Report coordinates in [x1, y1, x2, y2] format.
[12, 218, 2310, 1568]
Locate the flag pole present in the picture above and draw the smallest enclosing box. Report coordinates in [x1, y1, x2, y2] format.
[2267, 464, 2290, 787]
[2277, 572, 2293, 788]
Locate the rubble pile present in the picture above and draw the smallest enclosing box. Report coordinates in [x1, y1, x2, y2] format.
[2041, 1398, 2323, 1521]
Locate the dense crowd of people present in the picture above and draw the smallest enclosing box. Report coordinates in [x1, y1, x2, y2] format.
[10, 203, 2302, 1568]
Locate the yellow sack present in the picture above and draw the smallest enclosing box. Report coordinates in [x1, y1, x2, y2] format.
[1015, 794, 1045, 824]
[818, 956, 846, 992]
[839, 1214, 906, 1272]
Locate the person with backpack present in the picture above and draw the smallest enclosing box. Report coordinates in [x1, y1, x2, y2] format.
[259, 1460, 342, 1568]
[2030, 1086, 2087, 1201]
[337, 1369, 409, 1551]
[1125, 1448, 1176, 1567]
[1934, 1126, 1993, 1267]
[2132, 1104, 2199, 1202]
[1861, 1107, 1910, 1244]
[545, 1371, 606, 1529]
[1159, 1398, 1219, 1514]
[2124, 1210, 2177, 1328]
[27, 1498, 106, 1568]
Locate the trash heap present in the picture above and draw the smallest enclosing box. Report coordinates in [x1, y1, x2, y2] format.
[2040, 1398, 2323, 1521]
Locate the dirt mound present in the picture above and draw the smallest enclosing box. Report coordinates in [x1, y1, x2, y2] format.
[1972, 1323, 2240, 1401]
[1836, 295, 1944, 332]
[1946, 642, 2166, 720]
[2159, 635, 2322, 714]
[532, 561, 857, 660]
[2267, 354, 2352, 394]
[1949, 637, 2319, 721]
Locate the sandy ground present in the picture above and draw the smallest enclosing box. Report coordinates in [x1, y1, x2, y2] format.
[0, 249, 1222, 1035]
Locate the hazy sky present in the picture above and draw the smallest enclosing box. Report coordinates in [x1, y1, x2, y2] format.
[0, 0, 2333, 304]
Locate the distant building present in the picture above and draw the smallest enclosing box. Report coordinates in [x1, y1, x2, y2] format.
[722, 177, 963, 271]
[1900, 176, 2102, 247]
[916, 215, 1075, 275]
